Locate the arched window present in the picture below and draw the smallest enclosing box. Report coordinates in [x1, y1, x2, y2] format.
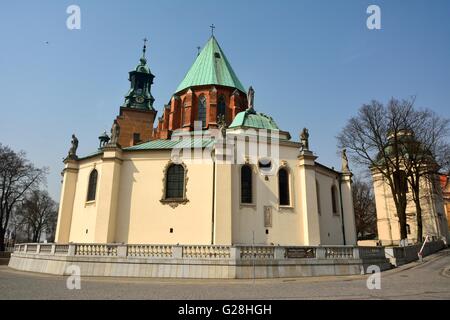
[198, 95, 207, 128]
[217, 95, 226, 119]
[165, 164, 185, 199]
[278, 168, 290, 206]
[316, 180, 321, 215]
[241, 165, 253, 204]
[87, 169, 98, 202]
[331, 185, 338, 215]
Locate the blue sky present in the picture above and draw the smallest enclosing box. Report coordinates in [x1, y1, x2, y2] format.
[1, 0, 449, 200]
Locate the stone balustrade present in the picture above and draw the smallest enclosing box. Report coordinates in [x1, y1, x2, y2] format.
[8, 241, 446, 279]
[10, 243, 365, 261]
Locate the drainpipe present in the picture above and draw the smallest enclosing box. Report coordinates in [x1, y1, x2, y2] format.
[338, 174, 346, 245]
[211, 150, 216, 245]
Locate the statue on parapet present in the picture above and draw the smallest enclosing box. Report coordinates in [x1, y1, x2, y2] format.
[300, 128, 309, 151]
[247, 86, 255, 110]
[341, 148, 350, 173]
[109, 120, 121, 146]
[67, 134, 78, 159]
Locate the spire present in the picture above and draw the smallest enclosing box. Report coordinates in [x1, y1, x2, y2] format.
[175, 36, 246, 94]
[141, 37, 148, 64]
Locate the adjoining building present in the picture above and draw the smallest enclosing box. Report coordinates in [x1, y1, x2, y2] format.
[373, 130, 449, 245]
[55, 35, 357, 246]
[440, 175, 450, 232]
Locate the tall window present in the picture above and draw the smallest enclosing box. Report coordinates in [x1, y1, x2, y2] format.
[278, 168, 290, 206]
[217, 95, 226, 119]
[87, 169, 98, 202]
[165, 164, 185, 199]
[316, 180, 321, 215]
[331, 185, 338, 215]
[198, 95, 207, 128]
[241, 165, 253, 204]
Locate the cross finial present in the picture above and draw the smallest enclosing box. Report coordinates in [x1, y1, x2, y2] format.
[197, 46, 201, 56]
[210, 24, 215, 36]
[142, 37, 148, 58]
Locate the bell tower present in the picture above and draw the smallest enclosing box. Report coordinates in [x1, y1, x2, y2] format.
[115, 39, 157, 147]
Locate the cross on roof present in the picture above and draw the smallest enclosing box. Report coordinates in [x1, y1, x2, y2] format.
[210, 24, 215, 36]
[142, 37, 148, 58]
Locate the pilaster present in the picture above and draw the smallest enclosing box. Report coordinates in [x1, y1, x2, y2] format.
[55, 160, 79, 243]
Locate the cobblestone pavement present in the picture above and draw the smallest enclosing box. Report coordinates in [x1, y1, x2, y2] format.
[1, 249, 449, 300]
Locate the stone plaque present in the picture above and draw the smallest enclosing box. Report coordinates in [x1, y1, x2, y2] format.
[286, 248, 315, 259]
[264, 206, 272, 228]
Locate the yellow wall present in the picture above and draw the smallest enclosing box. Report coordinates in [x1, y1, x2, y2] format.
[57, 140, 354, 246]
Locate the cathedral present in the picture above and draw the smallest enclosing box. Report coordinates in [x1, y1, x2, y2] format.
[55, 35, 357, 246]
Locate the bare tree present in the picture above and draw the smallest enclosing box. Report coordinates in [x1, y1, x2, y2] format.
[0, 143, 47, 250]
[352, 179, 377, 239]
[337, 98, 416, 241]
[400, 110, 450, 242]
[17, 189, 58, 242]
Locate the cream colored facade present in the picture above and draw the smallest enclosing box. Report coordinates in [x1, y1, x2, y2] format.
[373, 172, 449, 245]
[55, 129, 357, 246]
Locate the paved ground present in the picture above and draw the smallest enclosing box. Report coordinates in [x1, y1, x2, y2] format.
[1, 249, 449, 300]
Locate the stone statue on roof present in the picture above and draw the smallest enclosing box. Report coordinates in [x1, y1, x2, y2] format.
[109, 120, 121, 146]
[67, 134, 78, 159]
[342, 148, 350, 173]
[247, 86, 255, 110]
[300, 128, 309, 151]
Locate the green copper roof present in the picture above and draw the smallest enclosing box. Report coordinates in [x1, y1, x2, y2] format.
[229, 108, 279, 130]
[125, 138, 215, 151]
[175, 36, 246, 94]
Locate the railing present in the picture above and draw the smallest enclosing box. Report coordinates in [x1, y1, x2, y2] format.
[11, 241, 445, 262]
[54, 245, 69, 255]
[240, 246, 275, 259]
[75, 244, 118, 256]
[324, 246, 354, 259]
[127, 245, 172, 258]
[182, 245, 230, 259]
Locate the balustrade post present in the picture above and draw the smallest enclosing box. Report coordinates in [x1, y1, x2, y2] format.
[274, 247, 285, 260]
[68, 244, 76, 256]
[117, 245, 127, 257]
[24, 244, 28, 253]
[51, 244, 56, 255]
[230, 247, 240, 260]
[36, 244, 41, 254]
[352, 247, 360, 259]
[316, 247, 326, 259]
[172, 245, 182, 259]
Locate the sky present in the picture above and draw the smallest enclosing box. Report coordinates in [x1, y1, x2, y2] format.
[0, 0, 449, 201]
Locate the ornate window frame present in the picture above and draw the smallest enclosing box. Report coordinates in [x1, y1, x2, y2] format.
[160, 161, 189, 209]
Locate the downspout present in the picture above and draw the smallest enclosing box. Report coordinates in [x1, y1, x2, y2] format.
[211, 150, 216, 245]
[338, 174, 346, 245]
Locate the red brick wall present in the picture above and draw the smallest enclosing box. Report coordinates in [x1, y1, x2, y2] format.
[115, 107, 157, 147]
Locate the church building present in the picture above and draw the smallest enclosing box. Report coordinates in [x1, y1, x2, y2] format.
[55, 34, 357, 246]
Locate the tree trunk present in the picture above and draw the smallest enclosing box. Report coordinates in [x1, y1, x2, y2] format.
[397, 200, 408, 240]
[416, 200, 423, 243]
[0, 230, 5, 251]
